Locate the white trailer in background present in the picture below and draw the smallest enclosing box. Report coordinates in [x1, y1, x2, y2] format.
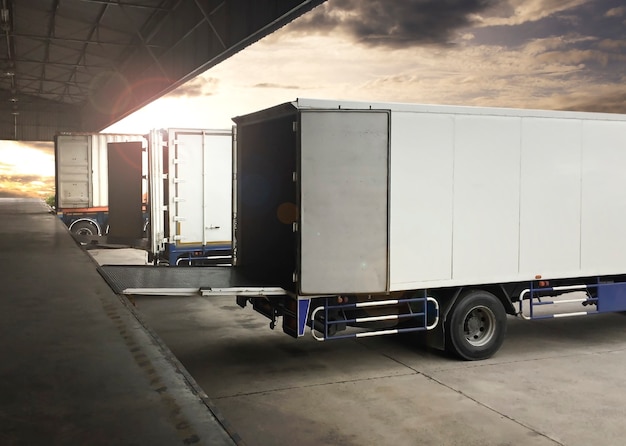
[54, 132, 146, 236]
[216, 98, 626, 360]
[147, 128, 232, 266]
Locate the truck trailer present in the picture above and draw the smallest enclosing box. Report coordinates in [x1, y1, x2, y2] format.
[54, 132, 146, 236]
[146, 128, 232, 265]
[202, 98, 626, 361]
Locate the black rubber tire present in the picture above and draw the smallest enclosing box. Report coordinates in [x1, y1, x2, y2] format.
[70, 221, 99, 236]
[445, 290, 507, 361]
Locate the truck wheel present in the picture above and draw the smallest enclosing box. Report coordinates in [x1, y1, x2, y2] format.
[70, 221, 99, 236]
[445, 290, 506, 361]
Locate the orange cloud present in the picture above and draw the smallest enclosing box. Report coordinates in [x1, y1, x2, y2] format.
[0, 174, 55, 199]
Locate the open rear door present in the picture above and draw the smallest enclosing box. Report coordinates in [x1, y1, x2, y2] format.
[299, 110, 390, 295]
[147, 129, 166, 261]
[107, 141, 144, 241]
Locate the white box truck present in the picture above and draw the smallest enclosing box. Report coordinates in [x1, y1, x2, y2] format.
[203, 98, 626, 360]
[146, 128, 232, 265]
[55, 129, 232, 265]
[54, 132, 146, 236]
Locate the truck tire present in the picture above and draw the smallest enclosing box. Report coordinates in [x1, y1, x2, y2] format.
[445, 290, 506, 361]
[70, 221, 99, 236]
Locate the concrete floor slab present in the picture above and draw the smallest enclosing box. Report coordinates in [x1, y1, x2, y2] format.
[130, 293, 626, 446]
[215, 373, 558, 446]
[0, 199, 235, 446]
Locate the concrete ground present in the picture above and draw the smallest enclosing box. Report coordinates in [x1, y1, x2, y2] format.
[87, 246, 148, 265]
[91, 247, 626, 446]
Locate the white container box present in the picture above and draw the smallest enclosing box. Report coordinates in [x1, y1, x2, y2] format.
[233, 99, 626, 295]
[148, 128, 232, 263]
[55, 133, 145, 209]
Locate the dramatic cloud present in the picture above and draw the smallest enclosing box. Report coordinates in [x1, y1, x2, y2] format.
[554, 90, 626, 114]
[0, 174, 49, 184]
[253, 83, 301, 90]
[0, 174, 54, 198]
[324, 27, 626, 115]
[605, 6, 626, 17]
[474, 0, 589, 27]
[598, 38, 626, 51]
[27, 140, 54, 154]
[166, 77, 219, 98]
[290, 0, 495, 47]
[0, 189, 31, 198]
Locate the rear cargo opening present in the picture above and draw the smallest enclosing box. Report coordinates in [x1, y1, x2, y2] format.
[234, 110, 298, 292]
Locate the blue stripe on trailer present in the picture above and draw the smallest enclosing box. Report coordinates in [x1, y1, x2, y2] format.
[298, 299, 311, 337]
[597, 282, 626, 312]
[167, 242, 232, 266]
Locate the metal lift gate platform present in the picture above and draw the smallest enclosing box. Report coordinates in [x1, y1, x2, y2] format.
[98, 265, 286, 297]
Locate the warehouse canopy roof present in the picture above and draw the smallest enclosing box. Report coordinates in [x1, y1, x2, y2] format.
[0, 0, 325, 141]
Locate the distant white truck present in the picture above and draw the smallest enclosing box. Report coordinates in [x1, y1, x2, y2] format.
[146, 128, 232, 265]
[206, 98, 626, 360]
[55, 129, 232, 266]
[54, 132, 145, 236]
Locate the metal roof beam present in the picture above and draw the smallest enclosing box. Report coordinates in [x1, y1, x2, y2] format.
[116, 1, 173, 78]
[77, 0, 171, 11]
[15, 57, 110, 69]
[38, 0, 59, 95]
[13, 32, 163, 49]
[193, 0, 226, 49]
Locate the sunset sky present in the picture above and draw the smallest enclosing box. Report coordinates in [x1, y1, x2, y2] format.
[2, 0, 625, 198]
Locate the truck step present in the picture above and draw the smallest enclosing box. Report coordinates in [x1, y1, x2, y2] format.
[518, 280, 626, 320]
[310, 295, 439, 341]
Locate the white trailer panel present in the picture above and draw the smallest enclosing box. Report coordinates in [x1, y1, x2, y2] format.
[148, 128, 232, 263]
[167, 129, 232, 247]
[389, 112, 454, 284]
[519, 118, 582, 276]
[581, 120, 626, 272]
[450, 115, 521, 283]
